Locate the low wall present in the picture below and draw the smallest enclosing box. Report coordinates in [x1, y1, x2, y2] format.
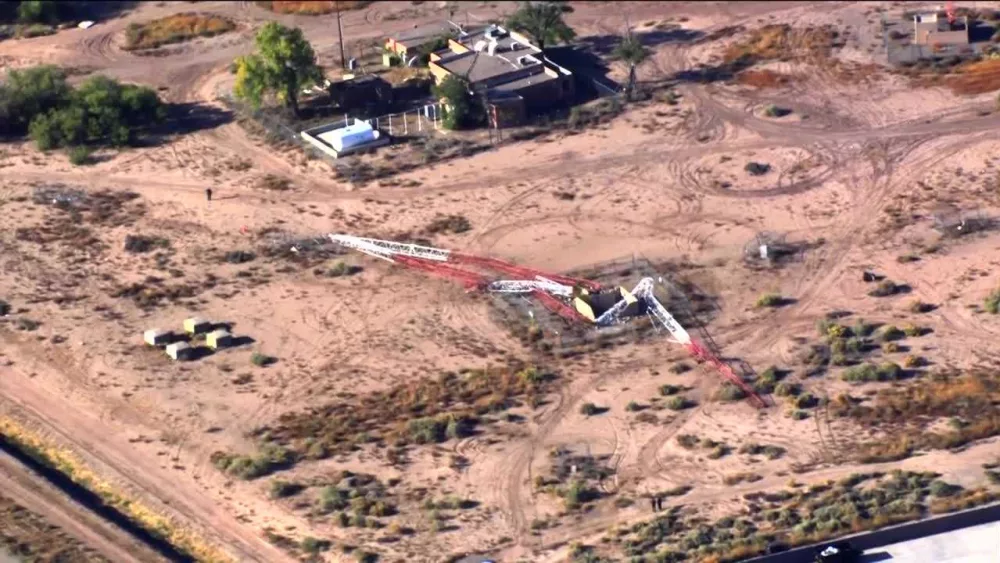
[300, 120, 390, 159]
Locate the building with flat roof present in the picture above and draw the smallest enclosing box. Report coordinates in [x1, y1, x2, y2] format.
[913, 11, 969, 45]
[424, 23, 575, 126]
[385, 21, 462, 62]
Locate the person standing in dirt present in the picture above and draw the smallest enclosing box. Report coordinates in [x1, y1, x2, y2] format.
[206, 188, 213, 202]
[650, 495, 658, 513]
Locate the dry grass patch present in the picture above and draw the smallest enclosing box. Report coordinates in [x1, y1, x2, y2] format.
[832, 369, 1000, 462]
[0, 493, 109, 562]
[948, 58, 1000, 95]
[610, 470, 989, 562]
[254, 1, 371, 15]
[723, 24, 842, 64]
[736, 69, 797, 88]
[124, 13, 235, 51]
[250, 365, 555, 465]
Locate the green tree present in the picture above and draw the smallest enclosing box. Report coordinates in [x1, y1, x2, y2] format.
[613, 28, 649, 101]
[233, 22, 322, 117]
[17, 0, 64, 24]
[0, 65, 70, 135]
[432, 75, 472, 130]
[505, 1, 576, 53]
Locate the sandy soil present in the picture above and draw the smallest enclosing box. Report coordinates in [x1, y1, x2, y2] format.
[2, 1, 1000, 561]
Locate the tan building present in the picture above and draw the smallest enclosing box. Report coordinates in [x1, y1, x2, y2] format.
[425, 24, 575, 126]
[913, 12, 969, 46]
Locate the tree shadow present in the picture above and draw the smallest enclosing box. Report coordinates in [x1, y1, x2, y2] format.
[545, 45, 619, 102]
[577, 26, 706, 57]
[71, 1, 138, 21]
[672, 56, 755, 85]
[142, 102, 233, 145]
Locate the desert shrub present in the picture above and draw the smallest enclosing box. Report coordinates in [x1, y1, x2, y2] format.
[677, 434, 699, 449]
[903, 324, 923, 337]
[986, 288, 1000, 314]
[300, 536, 330, 555]
[669, 362, 692, 374]
[124, 235, 167, 253]
[897, 254, 920, 263]
[842, 362, 900, 382]
[745, 161, 771, 176]
[212, 444, 295, 479]
[759, 366, 783, 384]
[763, 104, 790, 117]
[707, 445, 730, 459]
[903, 355, 925, 368]
[882, 342, 900, 354]
[794, 392, 819, 409]
[269, 479, 303, 498]
[659, 384, 681, 396]
[666, 396, 694, 411]
[755, 293, 784, 308]
[251, 352, 275, 366]
[909, 300, 933, 313]
[852, 318, 873, 337]
[425, 214, 472, 234]
[775, 381, 800, 397]
[626, 401, 642, 412]
[791, 409, 809, 420]
[0, 299, 9, 316]
[878, 325, 905, 342]
[869, 280, 901, 297]
[716, 383, 747, 402]
[564, 480, 598, 509]
[929, 480, 962, 497]
[354, 550, 379, 563]
[224, 250, 256, 264]
[406, 417, 447, 444]
[580, 402, 602, 416]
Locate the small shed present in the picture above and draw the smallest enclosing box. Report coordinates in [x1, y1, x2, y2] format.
[183, 317, 211, 335]
[143, 329, 171, 347]
[165, 341, 194, 361]
[206, 329, 233, 350]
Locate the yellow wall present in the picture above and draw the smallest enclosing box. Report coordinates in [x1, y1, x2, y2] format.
[428, 61, 452, 84]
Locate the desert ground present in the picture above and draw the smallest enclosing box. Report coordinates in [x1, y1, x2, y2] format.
[2, 1, 1000, 562]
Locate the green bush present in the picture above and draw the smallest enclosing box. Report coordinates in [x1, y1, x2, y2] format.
[626, 400, 642, 412]
[407, 417, 447, 444]
[878, 325, 905, 342]
[790, 409, 809, 420]
[716, 383, 747, 402]
[563, 479, 598, 508]
[929, 480, 962, 497]
[300, 536, 330, 555]
[869, 280, 901, 297]
[676, 434, 699, 448]
[755, 293, 784, 308]
[775, 381, 800, 397]
[794, 392, 819, 409]
[250, 351, 275, 366]
[842, 362, 901, 382]
[985, 288, 1000, 314]
[580, 402, 603, 416]
[666, 396, 694, 411]
[659, 384, 681, 396]
[269, 479, 302, 499]
[67, 145, 93, 165]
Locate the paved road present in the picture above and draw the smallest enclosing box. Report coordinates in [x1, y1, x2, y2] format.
[744, 503, 1000, 563]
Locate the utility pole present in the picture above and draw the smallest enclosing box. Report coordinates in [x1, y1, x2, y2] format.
[336, 0, 347, 71]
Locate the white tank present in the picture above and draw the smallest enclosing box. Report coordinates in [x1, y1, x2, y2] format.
[319, 120, 380, 152]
